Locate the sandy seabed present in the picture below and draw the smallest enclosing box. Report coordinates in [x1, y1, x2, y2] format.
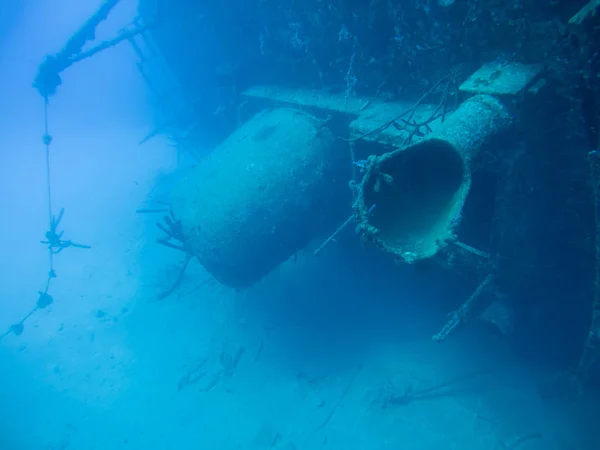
[0, 136, 598, 450]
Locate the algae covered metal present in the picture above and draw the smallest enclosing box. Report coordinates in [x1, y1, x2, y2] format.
[171, 107, 351, 288]
[353, 94, 513, 263]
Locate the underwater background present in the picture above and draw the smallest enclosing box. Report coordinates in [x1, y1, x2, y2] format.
[1, 1, 600, 449]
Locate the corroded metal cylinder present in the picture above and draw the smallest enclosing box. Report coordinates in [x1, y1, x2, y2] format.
[354, 94, 513, 263]
[172, 108, 350, 288]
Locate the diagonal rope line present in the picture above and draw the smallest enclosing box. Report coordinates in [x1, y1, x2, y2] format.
[43, 97, 55, 278]
[0, 98, 58, 342]
[0, 1, 114, 343]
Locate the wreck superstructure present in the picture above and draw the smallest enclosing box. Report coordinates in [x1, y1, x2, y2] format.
[14, 0, 600, 394]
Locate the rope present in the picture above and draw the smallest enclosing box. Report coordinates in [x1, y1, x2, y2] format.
[0, 98, 90, 343]
[43, 98, 55, 279]
[1, 0, 130, 344]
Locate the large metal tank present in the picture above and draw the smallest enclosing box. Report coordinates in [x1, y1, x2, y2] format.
[171, 107, 351, 288]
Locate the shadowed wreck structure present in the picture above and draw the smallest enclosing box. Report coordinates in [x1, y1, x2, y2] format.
[3, 0, 599, 448]
[129, 0, 600, 396]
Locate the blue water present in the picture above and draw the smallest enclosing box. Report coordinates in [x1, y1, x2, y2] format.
[1, 1, 599, 449]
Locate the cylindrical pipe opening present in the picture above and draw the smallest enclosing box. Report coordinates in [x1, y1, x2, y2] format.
[359, 139, 468, 261]
[355, 94, 513, 262]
